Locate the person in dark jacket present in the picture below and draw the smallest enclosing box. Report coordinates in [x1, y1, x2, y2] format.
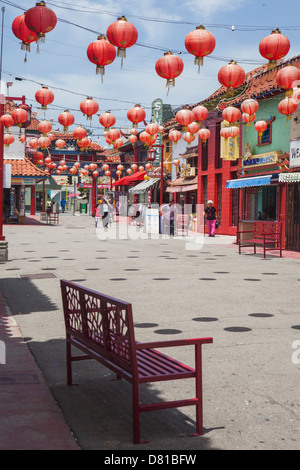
[204, 200, 217, 237]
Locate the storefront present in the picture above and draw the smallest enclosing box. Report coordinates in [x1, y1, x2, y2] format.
[128, 178, 160, 205]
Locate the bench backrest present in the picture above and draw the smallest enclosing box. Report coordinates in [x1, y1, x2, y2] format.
[254, 221, 281, 237]
[60, 280, 137, 375]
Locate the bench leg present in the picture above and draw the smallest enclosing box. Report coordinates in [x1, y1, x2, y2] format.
[132, 381, 148, 444]
[190, 344, 203, 437]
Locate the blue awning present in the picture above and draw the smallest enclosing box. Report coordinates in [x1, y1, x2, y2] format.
[225, 175, 274, 189]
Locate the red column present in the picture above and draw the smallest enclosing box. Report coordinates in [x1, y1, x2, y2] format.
[279, 183, 287, 250]
[92, 175, 97, 214]
[0, 95, 4, 240]
[30, 184, 36, 215]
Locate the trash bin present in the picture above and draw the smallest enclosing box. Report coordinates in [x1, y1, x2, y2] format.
[80, 203, 87, 214]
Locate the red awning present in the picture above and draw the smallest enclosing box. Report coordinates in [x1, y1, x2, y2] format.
[113, 170, 147, 187]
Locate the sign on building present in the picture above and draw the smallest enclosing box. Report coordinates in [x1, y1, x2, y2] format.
[290, 139, 300, 168]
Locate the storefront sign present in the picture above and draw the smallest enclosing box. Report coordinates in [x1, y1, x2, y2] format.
[180, 163, 196, 177]
[242, 150, 280, 168]
[11, 177, 35, 185]
[290, 139, 300, 168]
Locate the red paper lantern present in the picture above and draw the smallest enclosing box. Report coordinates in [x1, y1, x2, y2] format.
[241, 99, 259, 117]
[139, 131, 151, 145]
[126, 168, 133, 175]
[187, 121, 200, 134]
[89, 163, 97, 171]
[38, 136, 51, 148]
[155, 51, 184, 94]
[218, 60, 246, 96]
[276, 66, 300, 98]
[145, 122, 159, 135]
[127, 104, 146, 129]
[145, 162, 152, 170]
[185, 25, 215, 72]
[128, 134, 137, 144]
[198, 127, 211, 144]
[28, 138, 39, 149]
[99, 111, 116, 131]
[131, 163, 138, 172]
[259, 29, 290, 69]
[12, 14, 37, 60]
[183, 131, 195, 144]
[229, 126, 240, 138]
[222, 106, 241, 124]
[113, 138, 124, 149]
[74, 162, 81, 169]
[19, 134, 26, 143]
[4, 134, 14, 148]
[35, 86, 54, 109]
[45, 156, 52, 163]
[106, 16, 138, 66]
[77, 137, 91, 150]
[11, 107, 28, 127]
[168, 129, 181, 143]
[117, 164, 124, 171]
[73, 126, 87, 140]
[173, 159, 180, 166]
[129, 128, 138, 135]
[102, 163, 109, 172]
[0, 114, 15, 131]
[87, 35, 116, 81]
[192, 105, 208, 124]
[220, 127, 231, 139]
[242, 113, 256, 126]
[80, 97, 99, 120]
[24, 2, 57, 46]
[278, 97, 298, 120]
[254, 120, 268, 136]
[107, 127, 120, 142]
[55, 139, 66, 150]
[175, 108, 194, 130]
[58, 110, 74, 131]
[38, 119, 52, 135]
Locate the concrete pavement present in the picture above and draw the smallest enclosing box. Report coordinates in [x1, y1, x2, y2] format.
[0, 213, 300, 450]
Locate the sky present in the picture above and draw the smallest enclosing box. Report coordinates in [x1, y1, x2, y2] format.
[0, 0, 299, 148]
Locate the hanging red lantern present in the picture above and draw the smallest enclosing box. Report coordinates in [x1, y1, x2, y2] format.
[11, 107, 28, 127]
[38, 136, 51, 148]
[183, 132, 195, 144]
[106, 16, 138, 66]
[38, 119, 52, 135]
[24, 2, 57, 48]
[19, 134, 26, 143]
[220, 127, 231, 139]
[126, 168, 133, 175]
[113, 138, 123, 149]
[242, 113, 256, 126]
[99, 111, 116, 131]
[128, 134, 137, 144]
[278, 97, 298, 121]
[254, 120, 268, 136]
[241, 99, 259, 118]
[187, 121, 200, 134]
[198, 127, 211, 144]
[184, 25, 216, 73]
[35, 86, 54, 109]
[222, 106, 241, 124]
[58, 110, 74, 131]
[117, 164, 124, 171]
[87, 35, 116, 82]
[131, 163, 138, 172]
[168, 129, 181, 143]
[175, 108, 194, 130]
[129, 128, 138, 135]
[55, 139, 66, 150]
[148, 134, 157, 148]
[229, 126, 240, 138]
[155, 51, 184, 94]
[73, 126, 87, 140]
[4, 134, 14, 148]
[12, 14, 37, 61]
[145, 122, 159, 135]
[80, 97, 99, 120]
[74, 162, 81, 169]
[105, 170, 111, 177]
[145, 162, 152, 170]
[158, 125, 165, 133]
[218, 60, 246, 96]
[77, 137, 91, 150]
[116, 170, 122, 177]
[89, 163, 97, 171]
[45, 156, 52, 163]
[139, 131, 151, 145]
[107, 127, 120, 142]
[127, 104, 146, 129]
[0, 114, 15, 132]
[276, 66, 300, 98]
[28, 138, 39, 149]
[192, 105, 208, 125]
[259, 29, 290, 69]
[173, 159, 180, 166]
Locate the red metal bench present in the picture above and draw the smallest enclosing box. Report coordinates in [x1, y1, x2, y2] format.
[237, 221, 282, 258]
[46, 209, 59, 225]
[60, 280, 213, 444]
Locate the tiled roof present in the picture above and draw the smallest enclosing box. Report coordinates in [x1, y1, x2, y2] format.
[179, 145, 198, 158]
[163, 54, 300, 130]
[4, 157, 48, 178]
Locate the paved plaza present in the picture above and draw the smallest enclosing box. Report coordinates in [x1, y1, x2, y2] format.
[0, 213, 300, 450]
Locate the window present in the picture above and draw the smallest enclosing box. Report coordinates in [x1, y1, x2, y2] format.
[242, 186, 278, 221]
[215, 122, 222, 168]
[202, 141, 208, 171]
[216, 174, 222, 224]
[257, 117, 275, 146]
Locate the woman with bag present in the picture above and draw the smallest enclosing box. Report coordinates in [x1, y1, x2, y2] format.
[204, 200, 217, 237]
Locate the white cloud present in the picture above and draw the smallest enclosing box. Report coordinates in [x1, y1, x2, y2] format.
[183, 0, 247, 19]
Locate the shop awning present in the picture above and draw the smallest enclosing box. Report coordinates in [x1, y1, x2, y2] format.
[225, 175, 276, 189]
[279, 173, 300, 183]
[129, 178, 160, 194]
[113, 170, 147, 187]
[167, 183, 198, 193]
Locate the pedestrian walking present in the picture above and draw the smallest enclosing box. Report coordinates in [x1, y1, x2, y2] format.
[102, 199, 109, 230]
[163, 200, 176, 236]
[94, 201, 103, 228]
[204, 200, 217, 237]
[61, 198, 66, 213]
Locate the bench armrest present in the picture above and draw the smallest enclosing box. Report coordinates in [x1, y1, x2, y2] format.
[237, 230, 254, 234]
[136, 337, 213, 350]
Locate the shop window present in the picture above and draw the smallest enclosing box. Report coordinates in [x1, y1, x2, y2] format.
[215, 123, 222, 169]
[202, 141, 208, 171]
[216, 173, 222, 224]
[242, 186, 278, 221]
[202, 175, 207, 204]
[231, 172, 238, 226]
[257, 117, 275, 146]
